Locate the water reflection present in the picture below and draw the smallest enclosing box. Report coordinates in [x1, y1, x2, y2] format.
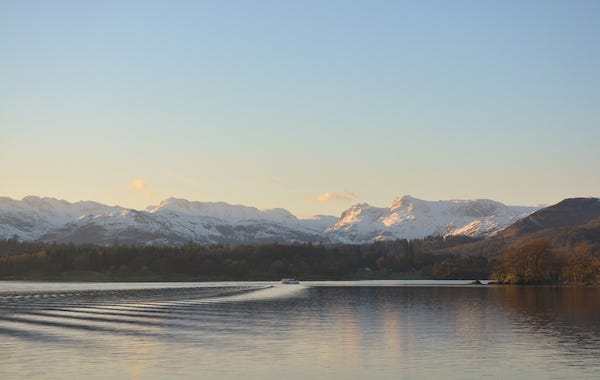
[0, 283, 599, 379]
[493, 286, 600, 358]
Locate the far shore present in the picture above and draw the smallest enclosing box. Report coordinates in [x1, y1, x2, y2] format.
[0, 272, 597, 286]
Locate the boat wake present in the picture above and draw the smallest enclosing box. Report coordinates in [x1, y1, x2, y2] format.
[204, 284, 307, 302]
[0, 283, 307, 344]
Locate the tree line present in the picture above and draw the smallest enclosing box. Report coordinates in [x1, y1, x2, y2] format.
[0, 236, 597, 283]
[0, 237, 487, 281]
[492, 240, 600, 284]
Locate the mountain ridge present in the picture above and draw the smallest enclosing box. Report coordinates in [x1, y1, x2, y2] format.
[0, 195, 540, 245]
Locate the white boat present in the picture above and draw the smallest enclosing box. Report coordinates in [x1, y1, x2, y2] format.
[280, 278, 299, 284]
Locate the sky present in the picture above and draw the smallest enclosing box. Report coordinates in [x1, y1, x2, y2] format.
[1, 0, 599, 218]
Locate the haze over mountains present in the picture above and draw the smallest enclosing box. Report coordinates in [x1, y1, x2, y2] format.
[0, 195, 540, 246]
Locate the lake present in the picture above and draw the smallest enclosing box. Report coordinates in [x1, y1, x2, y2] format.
[1, 281, 599, 379]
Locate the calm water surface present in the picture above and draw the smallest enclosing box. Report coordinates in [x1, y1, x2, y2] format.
[0, 281, 599, 379]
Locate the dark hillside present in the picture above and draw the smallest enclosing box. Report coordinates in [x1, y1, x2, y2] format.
[500, 198, 600, 239]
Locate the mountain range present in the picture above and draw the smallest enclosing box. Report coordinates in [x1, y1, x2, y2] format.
[0, 195, 540, 246]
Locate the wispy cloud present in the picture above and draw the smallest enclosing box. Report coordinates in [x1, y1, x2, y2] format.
[317, 191, 361, 202]
[127, 179, 152, 198]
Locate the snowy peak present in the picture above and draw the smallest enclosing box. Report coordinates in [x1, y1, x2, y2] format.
[0, 196, 124, 241]
[13, 196, 122, 219]
[390, 196, 505, 217]
[326, 196, 539, 243]
[21, 195, 69, 210]
[331, 204, 386, 231]
[390, 195, 418, 210]
[146, 197, 300, 224]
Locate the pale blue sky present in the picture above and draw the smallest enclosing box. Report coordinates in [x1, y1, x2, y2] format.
[1, 0, 599, 217]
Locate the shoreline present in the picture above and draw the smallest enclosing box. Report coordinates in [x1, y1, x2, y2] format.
[0, 275, 597, 286]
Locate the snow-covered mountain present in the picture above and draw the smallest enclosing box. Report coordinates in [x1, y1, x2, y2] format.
[325, 195, 539, 243]
[0, 196, 333, 245]
[0, 196, 124, 241]
[0, 195, 539, 245]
